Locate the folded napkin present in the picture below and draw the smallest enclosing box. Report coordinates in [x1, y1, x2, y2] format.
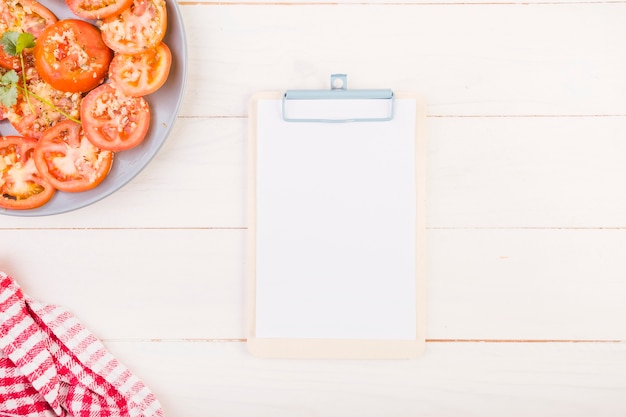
[0, 272, 163, 417]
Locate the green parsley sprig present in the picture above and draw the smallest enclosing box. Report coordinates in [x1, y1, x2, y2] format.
[0, 31, 80, 124]
[1, 31, 35, 112]
[0, 70, 18, 107]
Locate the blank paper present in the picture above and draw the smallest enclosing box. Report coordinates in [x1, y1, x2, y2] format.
[254, 98, 418, 340]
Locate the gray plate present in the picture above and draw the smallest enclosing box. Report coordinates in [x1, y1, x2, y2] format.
[0, 0, 188, 217]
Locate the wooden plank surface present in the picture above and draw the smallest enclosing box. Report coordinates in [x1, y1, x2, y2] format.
[179, 3, 626, 117]
[2, 228, 626, 341]
[107, 341, 626, 417]
[5, 115, 626, 229]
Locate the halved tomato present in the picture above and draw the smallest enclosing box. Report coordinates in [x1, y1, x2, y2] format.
[81, 83, 150, 151]
[34, 119, 113, 192]
[108, 42, 171, 96]
[34, 19, 113, 93]
[65, 0, 133, 20]
[0, 0, 58, 70]
[100, 0, 167, 55]
[0, 136, 56, 210]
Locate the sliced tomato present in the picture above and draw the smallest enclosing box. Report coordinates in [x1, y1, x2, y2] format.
[2, 0, 58, 36]
[100, 0, 167, 55]
[65, 0, 133, 20]
[0, 0, 58, 70]
[34, 120, 113, 192]
[108, 42, 171, 97]
[4, 67, 83, 139]
[34, 19, 113, 93]
[81, 83, 150, 151]
[0, 136, 56, 210]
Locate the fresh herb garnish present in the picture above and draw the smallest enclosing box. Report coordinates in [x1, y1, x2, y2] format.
[1, 31, 35, 112]
[0, 31, 80, 124]
[1, 31, 35, 56]
[0, 70, 19, 107]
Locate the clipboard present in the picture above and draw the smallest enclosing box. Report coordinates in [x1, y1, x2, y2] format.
[247, 75, 427, 359]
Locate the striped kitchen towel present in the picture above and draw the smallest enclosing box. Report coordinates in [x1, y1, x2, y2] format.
[0, 272, 163, 417]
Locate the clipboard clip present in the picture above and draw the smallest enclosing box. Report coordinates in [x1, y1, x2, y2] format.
[282, 74, 395, 123]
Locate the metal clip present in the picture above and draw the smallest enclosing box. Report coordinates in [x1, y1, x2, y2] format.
[282, 74, 395, 123]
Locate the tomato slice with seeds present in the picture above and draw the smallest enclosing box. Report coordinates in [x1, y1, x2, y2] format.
[108, 42, 171, 97]
[0, 0, 58, 70]
[0, 136, 56, 210]
[65, 0, 134, 20]
[81, 83, 150, 151]
[100, 0, 167, 55]
[4, 67, 83, 139]
[34, 119, 114, 192]
[1, 0, 58, 36]
[34, 19, 113, 93]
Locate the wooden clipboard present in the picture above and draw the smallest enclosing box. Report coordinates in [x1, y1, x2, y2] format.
[247, 75, 427, 359]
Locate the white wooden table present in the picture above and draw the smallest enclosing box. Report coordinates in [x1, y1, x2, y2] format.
[3, 0, 626, 415]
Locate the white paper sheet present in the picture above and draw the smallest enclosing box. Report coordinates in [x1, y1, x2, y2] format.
[255, 98, 417, 340]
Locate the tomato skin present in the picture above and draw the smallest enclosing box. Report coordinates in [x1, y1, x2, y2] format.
[0, 0, 58, 70]
[34, 120, 113, 192]
[100, 0, 167, 55]
[81, 83, 150, 151]
[65, 0, 134, 20]
[34, 19, 113, 93]
[0, 136, 56, 210]
[0, 51, 21, 71]
[108, 42, 171, 97]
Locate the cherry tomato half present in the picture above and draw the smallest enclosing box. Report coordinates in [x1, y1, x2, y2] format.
[81, 83, 150, 151]
[100, 0, 167, 55]
[0, 0, 58, 70]
[34, 19, 113, 93]
[65, 0, 134, 20]
[34, 119, 113, 192]
[108, 42, 171, 97]
[0, 136, 56, 210]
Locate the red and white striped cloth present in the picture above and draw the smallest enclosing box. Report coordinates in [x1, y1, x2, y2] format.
[0, 272, 164, 417]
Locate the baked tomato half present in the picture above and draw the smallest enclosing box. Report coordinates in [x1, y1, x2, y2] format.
[0, 136, 56, 210]
[0, 0, 58, 70]
[34, 120, 113, 192]
[108, 42, 171, 96]
[100, 0, 167, 55]
[34, 19, 113, 93]
[65, 0, 133, 20]
[81, 83, 150, 151]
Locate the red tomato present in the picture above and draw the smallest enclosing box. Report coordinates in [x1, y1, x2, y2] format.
[3, 0, 58, 36]
[108, 42, 171, 97]
[65, 0, 133, 20]
[0, 50, 20, 71]
[81, 83, 150, 151]
[34, 120, 113, 192]
[4, 67, 83, 139]
[100, 0, 167, 55]
[0, 136, 56, 210]
[0, 0, 58, 70]
[34, 19, 113, 93]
